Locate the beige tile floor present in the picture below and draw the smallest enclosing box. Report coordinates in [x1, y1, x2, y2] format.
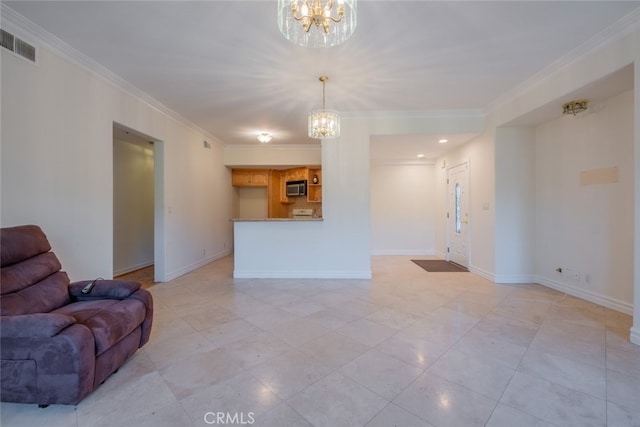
[2, 255, 639, 426]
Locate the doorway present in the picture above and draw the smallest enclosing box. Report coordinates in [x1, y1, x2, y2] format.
[112, 123, 163, 282]
[447, 162, 470, 267]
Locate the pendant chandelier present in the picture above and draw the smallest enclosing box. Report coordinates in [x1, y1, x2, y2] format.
[309, 76, 340, 139]
[277, 0, 357, 48]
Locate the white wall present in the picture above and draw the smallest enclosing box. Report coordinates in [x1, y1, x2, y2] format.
[235, 187, 268, 219]
[224, 145, 321, 167]
[113, 139, 154, 275]
[370, 163, 435, 255]
[633, 59, 640, 345]
[494, 127, 536, 282]
[1, 45, 233, 281]
[534, 90, 634, 313]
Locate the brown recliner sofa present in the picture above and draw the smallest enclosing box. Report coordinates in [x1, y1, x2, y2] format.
[0, 225, 153, 405]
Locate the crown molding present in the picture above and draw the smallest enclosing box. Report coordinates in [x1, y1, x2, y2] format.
[371, 159, 437, 166]
[224, 143, 321, 151]
[486, 6, 640, 114]
[1, 3, 224, 147]
[342, 109, 485, 120]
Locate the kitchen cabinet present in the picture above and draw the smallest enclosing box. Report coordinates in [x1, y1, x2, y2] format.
[280, 167, 304, 203]
[307, 168, 322, 203]
[232, 169, 268, 187]
[280, 178, 293, 204]
[232, 166, 322, 216]
[283, 167, 307, 182]
[268, 171, 289, 217]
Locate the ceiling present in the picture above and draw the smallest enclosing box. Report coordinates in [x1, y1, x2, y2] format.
[4, 1, 640, 162]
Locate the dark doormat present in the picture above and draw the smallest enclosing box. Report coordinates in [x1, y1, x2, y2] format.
[411, 259, 469, 272]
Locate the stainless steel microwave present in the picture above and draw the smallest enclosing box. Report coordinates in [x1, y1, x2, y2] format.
[286, 180, 307, 197]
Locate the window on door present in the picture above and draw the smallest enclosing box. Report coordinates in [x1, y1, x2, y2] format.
[455, 183, 462, 234]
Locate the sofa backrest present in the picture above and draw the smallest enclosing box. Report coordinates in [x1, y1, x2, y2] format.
[1, 225, 71, 315]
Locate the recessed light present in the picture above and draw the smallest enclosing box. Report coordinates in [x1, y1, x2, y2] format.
[417, 154, 425, 158]
[257, 132, 272, 143]
[438, 139, 448, 144]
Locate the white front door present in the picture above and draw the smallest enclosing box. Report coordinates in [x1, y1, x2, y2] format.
[447, 162, 470, 267]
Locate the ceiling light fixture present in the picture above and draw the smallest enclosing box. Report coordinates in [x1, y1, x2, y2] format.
[257, 132, 272, 143]
[309, 76, 340, 139]
[562, 99, 589, 116]
[277, 0, 357, 48]
[438, 139, 448, 144]
[417, 154, 425, 158]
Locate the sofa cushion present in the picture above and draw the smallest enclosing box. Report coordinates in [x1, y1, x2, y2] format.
[0, 271, 71, 316]
[53, 299, 146, 355]
[1, 252, 63, 295]
[0, 225, 51, 267]
[69, 280, 141, 300]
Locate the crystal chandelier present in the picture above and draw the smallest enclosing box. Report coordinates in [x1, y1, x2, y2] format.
[278, 0, 357, 48]
[309, 76, 340, 139]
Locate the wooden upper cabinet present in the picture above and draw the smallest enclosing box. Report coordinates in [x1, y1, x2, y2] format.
[307, 167, 322, 203]
[283, 167, 307, 182]
[232, 169, 268, 187]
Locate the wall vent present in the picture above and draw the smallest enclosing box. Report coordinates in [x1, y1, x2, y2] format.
[0, 28, 37, 63]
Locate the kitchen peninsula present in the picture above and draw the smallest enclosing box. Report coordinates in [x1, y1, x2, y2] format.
[231, 166, 329, 277]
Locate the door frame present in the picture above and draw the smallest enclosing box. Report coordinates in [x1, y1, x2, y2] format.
[112, 122, 166, 282]
[446, 161, 470, 267]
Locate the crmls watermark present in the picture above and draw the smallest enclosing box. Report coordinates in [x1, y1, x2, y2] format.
[203, 412, 255, 425]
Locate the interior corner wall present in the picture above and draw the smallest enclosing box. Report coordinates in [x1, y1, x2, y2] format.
[370, 163, 435, 255]
[494, 127, 536, 283]
[534, 90, 634, 314]
[1, 47, 233, 281]
[113, 139, 154, 275]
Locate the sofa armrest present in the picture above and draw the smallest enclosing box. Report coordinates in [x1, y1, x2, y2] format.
[69, 279, 141, 301]
[1, 323, 96, 405]
[0, 313, 76, 338]
[128, 289, 154, 347]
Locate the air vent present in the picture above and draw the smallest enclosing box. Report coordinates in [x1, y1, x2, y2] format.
[1, 29, 14, 51]
[0, 28, 37, 63]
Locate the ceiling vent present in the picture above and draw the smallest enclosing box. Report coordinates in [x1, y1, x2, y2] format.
[1, 28, 37, 63]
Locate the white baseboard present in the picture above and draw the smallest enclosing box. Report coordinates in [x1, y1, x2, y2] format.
[535, 276, 633, 315]
[114, 260, 153, 277]
[493, 274, 537, 284]
[164, 249, 232, 282]
[468, 265, 495, 282]
[370, 249, 435, 256]
[233, 270, 372, 279]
